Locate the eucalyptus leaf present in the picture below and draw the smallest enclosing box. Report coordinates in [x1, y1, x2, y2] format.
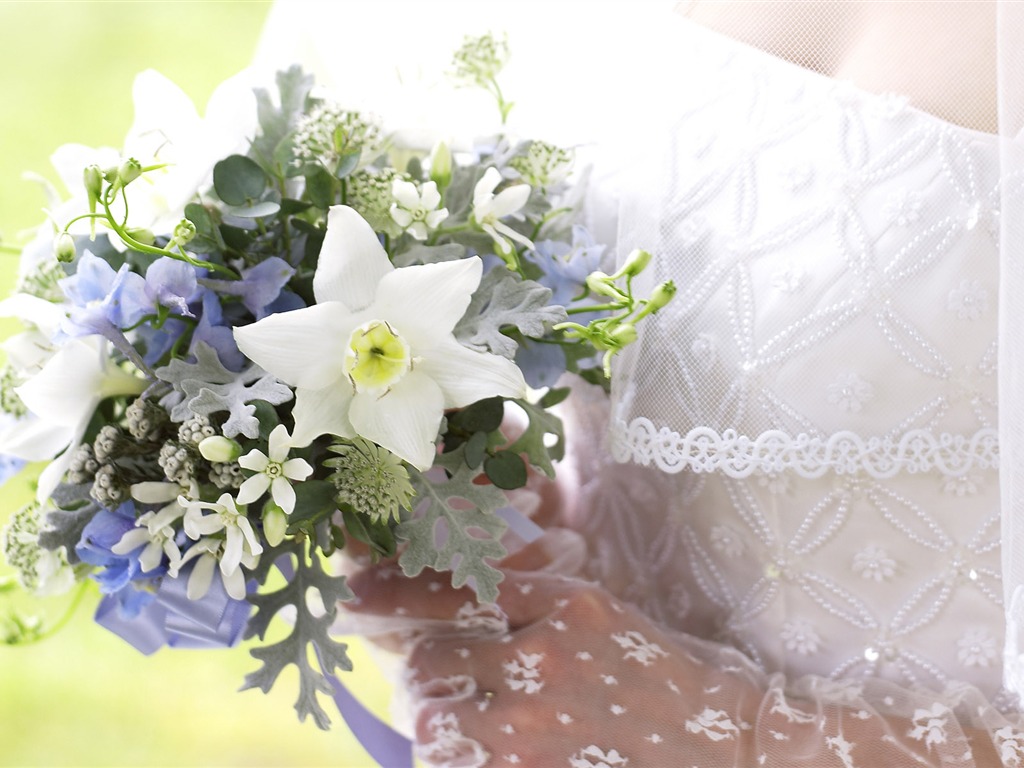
[214, 155, 268, 206]
[334, 150, 361, 179]
[483, 450, 527, 490]
[223, 201, 281, 219]
[464, 430, 488, 469]
[305, 166, 335, 210]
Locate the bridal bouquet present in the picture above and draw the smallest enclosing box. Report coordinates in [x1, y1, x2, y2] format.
[0, 35, 672, 729]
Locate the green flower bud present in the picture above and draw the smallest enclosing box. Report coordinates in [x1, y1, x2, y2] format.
[609, 323, 638, 347]
[83, 165, 104, 202]
[430, 142, 452, 189]
[585, 271, 625, 299]
[262, 502, 288, 547]
[54, 232, 76, 263]
[172, 218, 197, 246]
[117, 157, 143, 186]
[125, 227, 155, 246]
[647, 280, 677, 312]
[198, 435, 242, 463]
[615, 249, 652, 279]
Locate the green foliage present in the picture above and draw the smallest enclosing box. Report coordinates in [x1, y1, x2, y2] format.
[213, 155, 268, 206]
[505, 397, 564, 479]
[454, 267, 567, 358]
[251, 65, 314, 179]
[399, 449, 508, 603]
[483, 450, 527, 490]
[243, 541, 354, 730]
[155, 342, 293, 439]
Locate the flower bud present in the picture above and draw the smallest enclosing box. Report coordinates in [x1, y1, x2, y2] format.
[117, 157, 143, 186]
[647, 280, 677, 312]
[172, 218, 197, 246]
[262, 502, 288, 547]
[430, 142, 452, 189]
[54, 232, 76, 263]
[125, 227, 155, 246]
[585, 271, 625, 299]
[198, 435, 242, 463]
[83, 165, 104, 203]
[616, 248, 652, 279]
[608, 323, 638, 347]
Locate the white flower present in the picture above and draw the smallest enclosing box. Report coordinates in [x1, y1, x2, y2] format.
[236, 424, 313, 515]
[957, 628, 997, 668]
[946, 279, 989, 320]
[390, 179, 448, 240]
[852, 545, 897, 582]
[234, 206, 525, 469]
[176, 492, 263, 600]
[471, 167, 534, 256]
[780, 620, 821, 656]
[883, 189, 923, 226]
[112, 501, 185, 573]
[709, 525, 744, 558]
[51, 69, 257, 241]
[907, 703, 950, 750]
[0, 295, 146, 500]
[826, 372, 874, 413]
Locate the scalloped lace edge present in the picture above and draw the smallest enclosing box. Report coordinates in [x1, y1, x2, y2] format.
[609, 418, 999, 478]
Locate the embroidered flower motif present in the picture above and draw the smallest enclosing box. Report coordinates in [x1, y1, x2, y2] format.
[569, 746, 628, 768]
[780, 620, 821, 656]
[825, 734, 856, 768]
[852, 545, 897, 582]
[907, 703, 950, 750]
[946, 280, 989, 320]
[710, 525, 744, 558]
[883, 189, 924, 226]
[755, 470, 791, 495]
[957, 628, 997, 668]
[770, 262, 806, 293]
[827, 372, 874, 413]
[942, 472, 983, 497]
[611, 630, 668, 667]
[685, 708, 740, 741]
[502, 650, 544, 694]
[995, 726, 1024, 767]
[780, 164, 813, 192]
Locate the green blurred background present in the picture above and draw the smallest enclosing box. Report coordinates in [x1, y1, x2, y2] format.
[0, 3, 389, 765]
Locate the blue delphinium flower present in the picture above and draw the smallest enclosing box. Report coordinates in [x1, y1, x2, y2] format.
[59, 251, 149, 338]
[190, 292, 246, 371]
[200, 256, 296, 320]
[76, 501, 158, 617]
[143, 257, 200, 318]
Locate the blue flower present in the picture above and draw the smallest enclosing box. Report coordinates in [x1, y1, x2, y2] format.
[59, 252, 149, 337]
[201, 256, 296, 320]
[143, 257, 200, 318]
[523, 225, 607, 310]
[76, 502, 157, 597]
[190, 291, 245, 371]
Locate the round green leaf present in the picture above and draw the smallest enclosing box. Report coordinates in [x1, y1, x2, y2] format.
[213, 154, 268, 205]
[483, 451, 527, 490]
[464, 430, 488, 469]
[224, 201, 281, 219]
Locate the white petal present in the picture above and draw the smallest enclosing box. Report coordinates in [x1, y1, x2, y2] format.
[236, 516, 263, 557]
[237, 449, 270, 473]
[282, 457, 314, 481]
[125, 70, 200, 161]
[187, 554, 216, 600]
[372, 257, 482, 344]
[3, 330, 54, 376]
[221, 526, 243, 577]
[314, 206, 394, 310]
[222, 567, 246, 601]
[271, 477, 297, 516]
[111, 528, 150, 556]
[493, 220, 535, 250]
[420, 182, 441, 209]
[236, 474, 271, 505]
[426, 209, 449, 228]
[390, 207, 413, 228]
[139, 542, 165, 573]
[473, 167, 502, 208]
[234, 302, 356, 390]
[267, 424, 291, 461]
[0, 417, 75, 462]
[0, 294, 67, 339]
[392, 179, 421, 209]
[49, 143, 120, 197]
[348, 370, 443, 470]
[417, 339, 527, 409]
[481, 222, 512, 254]
[16, 339, 104, 428]
[490, 184, 531, 218]
[36, 441, 78, 502]
[187, 512, 225, 537]
[290, 384, 355, 447]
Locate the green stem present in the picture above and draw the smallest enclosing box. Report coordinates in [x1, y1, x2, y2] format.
[566, 301, 626, 315]
[0, 243, 21, 255]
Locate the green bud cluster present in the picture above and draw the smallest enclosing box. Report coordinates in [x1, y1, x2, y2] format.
[170, 218, 197, 248]
[125, 397, 170, 442]
[92, 464, 130, 509]
[451, 32, 509, 88]
[0, 364, 26, 418]
[158, 441, 197, 485]
[509, 141, 574, 189]
[66, 444, 100, 486]
[347, 168, 409, 236]
[15, 258, 66, 303]
[178, 414, 216, 447]
[293, 102, 383, 172]
[325, 438, 415, 523]
[209, 461, 245, 490]
[3, 503, 45, 591]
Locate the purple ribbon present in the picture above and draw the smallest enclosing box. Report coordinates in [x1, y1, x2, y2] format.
[95, 568, 250, 655]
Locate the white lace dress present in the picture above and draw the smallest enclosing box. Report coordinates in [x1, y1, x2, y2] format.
[562, 15, 1024, 767]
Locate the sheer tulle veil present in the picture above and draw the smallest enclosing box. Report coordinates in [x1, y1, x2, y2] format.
[254, 0, 1024, 721]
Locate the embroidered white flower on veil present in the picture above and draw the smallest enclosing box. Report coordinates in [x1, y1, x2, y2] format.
[234, 205, 525, 469]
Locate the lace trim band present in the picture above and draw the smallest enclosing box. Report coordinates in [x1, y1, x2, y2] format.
[609, 418, 999, 478]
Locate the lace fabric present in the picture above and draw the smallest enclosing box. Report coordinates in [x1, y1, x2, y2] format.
[254, 2, 1024, 765]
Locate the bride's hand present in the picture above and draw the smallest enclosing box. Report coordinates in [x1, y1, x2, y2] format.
[346, 535, 763, 767]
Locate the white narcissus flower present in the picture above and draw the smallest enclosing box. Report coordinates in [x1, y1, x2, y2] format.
[0, 295, 147, 501]
[471, 166, 534, 256]
[390, 179, 449, 240]
[236, 424, 313, 515]
[176, 492, 263, 600]
[233, 205, 526, 469]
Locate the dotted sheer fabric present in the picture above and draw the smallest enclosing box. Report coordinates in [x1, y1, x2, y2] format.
[256, 2, 1024, 765]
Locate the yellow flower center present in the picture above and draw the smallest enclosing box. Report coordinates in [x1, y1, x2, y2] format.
[344, 320, 411, 392]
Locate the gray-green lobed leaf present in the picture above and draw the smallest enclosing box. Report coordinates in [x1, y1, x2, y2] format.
[454, 267, 567, 359]
[391, 242, 466, 268]
[398, 449, 508, 603]
[243, 541, 354, 730]
[505, 398, 565, 479]
[38, 486, 98, 563]
[156, 342, 293, 439]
